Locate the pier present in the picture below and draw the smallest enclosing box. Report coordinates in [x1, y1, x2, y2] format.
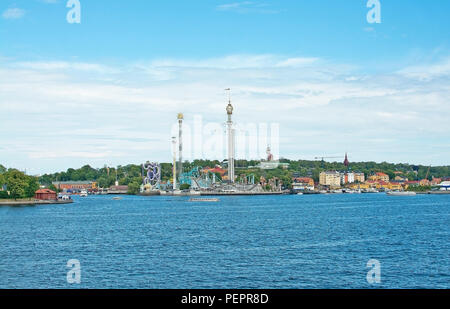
[0, 199, 74, 206]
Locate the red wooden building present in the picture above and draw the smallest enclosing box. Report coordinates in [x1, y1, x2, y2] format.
[35, 189, 57, 201]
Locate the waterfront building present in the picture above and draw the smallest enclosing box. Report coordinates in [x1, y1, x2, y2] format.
[34, 189, 57, 201]
[369, 172, 389, 182]
[319, 171, 341, 188]
[388, 182, 403, 191]
[354, 172, 365, 183]
[404, 180, 420, 190]
[340, 172, 355, 185]
[349, 182, 370, 190]
[108, 185, 129, 194]
[431, 178, 442, 186]
[292, 177, 315, 191]
[52, 181, 97, 191]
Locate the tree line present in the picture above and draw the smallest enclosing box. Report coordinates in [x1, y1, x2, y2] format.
[37, 160, 450, 186]
[0, 165, 40, 200]
[2, 159, 448, 197]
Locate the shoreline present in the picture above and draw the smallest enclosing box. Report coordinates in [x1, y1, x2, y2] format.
[0, 199, 74, 206]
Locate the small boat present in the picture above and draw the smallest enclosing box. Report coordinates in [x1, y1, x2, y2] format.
[297, 193, 304, 195]
[80, 190, 88, 197]
[112, 197, 122, 200]
[189, 198, 219, 202]
[387, 191, 416, 196]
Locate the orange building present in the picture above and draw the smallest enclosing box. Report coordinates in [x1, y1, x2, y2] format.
[292, 177, 315, 191]
[431, 178, 442, 186]
[52, 181, 97, 191]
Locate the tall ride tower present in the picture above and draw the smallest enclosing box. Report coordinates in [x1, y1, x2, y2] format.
[172, 136, 177, 190]
[225, 88, 235, 183]
[177, 113, 184, 177]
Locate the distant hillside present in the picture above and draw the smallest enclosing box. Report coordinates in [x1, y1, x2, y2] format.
[34, 160, 450, 187]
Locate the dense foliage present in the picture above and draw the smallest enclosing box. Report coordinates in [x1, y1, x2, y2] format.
[0, 167, 40, 199]
[33, 160, 450, 190]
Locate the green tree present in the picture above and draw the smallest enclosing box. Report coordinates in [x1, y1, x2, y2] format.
[25, 176, 40, 198]
[180, 184, 191, 190]
[48, 184, 58, 193]
[97, 176, 110, 189]
[5, 170, 28, 199]
[127, 182, 141, 195]
[0, 173, 5, 187]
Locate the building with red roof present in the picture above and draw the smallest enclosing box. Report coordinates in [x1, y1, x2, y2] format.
[35, 189, 57, 201]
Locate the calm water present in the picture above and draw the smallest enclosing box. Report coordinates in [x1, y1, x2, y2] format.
[0, 194, 449, 289]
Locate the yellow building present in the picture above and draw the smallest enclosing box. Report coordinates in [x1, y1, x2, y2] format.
[319, 171, 341, 188]
[349, 182, 370, 190]
[387, 182, 403, 191]
[354, 173, 365, 183]
[369, 172, 389, 182]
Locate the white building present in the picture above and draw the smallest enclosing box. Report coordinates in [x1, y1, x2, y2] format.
[340, 172, 355, 185]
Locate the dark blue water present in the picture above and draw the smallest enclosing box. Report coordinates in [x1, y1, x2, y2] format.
[0, 194, 449, 289]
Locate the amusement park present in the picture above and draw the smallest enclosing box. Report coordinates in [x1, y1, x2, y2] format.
[138, 90, 287, 196]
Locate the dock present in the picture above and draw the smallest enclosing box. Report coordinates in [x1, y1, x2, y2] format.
[0, 199, 74, 206]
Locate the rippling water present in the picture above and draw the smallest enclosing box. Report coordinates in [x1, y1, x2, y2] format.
[0, 194, 449, 289]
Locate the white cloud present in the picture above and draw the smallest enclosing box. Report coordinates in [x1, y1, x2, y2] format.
[2, 8, 25, 19]
[14, 61, 119, 74]
[0, 54, 449, 173]
[216, 1, 280, 14]
[397, 57, 450, 81]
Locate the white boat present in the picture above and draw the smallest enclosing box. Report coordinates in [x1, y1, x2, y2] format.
[80, 190, 88, 197]
[297, 193, 304, 195]
[112, 197, 122, 200]
[387, 191, 416, 196]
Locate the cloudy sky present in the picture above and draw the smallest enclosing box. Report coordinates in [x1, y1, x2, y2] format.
[0, 0, 449, 174]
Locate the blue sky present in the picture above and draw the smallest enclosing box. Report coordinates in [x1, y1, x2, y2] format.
[1, 0, 449, 174]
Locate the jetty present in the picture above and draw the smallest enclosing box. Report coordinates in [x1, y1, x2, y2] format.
[0, 199, 74, 206]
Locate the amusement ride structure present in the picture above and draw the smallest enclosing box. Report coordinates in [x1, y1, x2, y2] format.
[140, 89, 286, 196]
[140, 161, 161, 194]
